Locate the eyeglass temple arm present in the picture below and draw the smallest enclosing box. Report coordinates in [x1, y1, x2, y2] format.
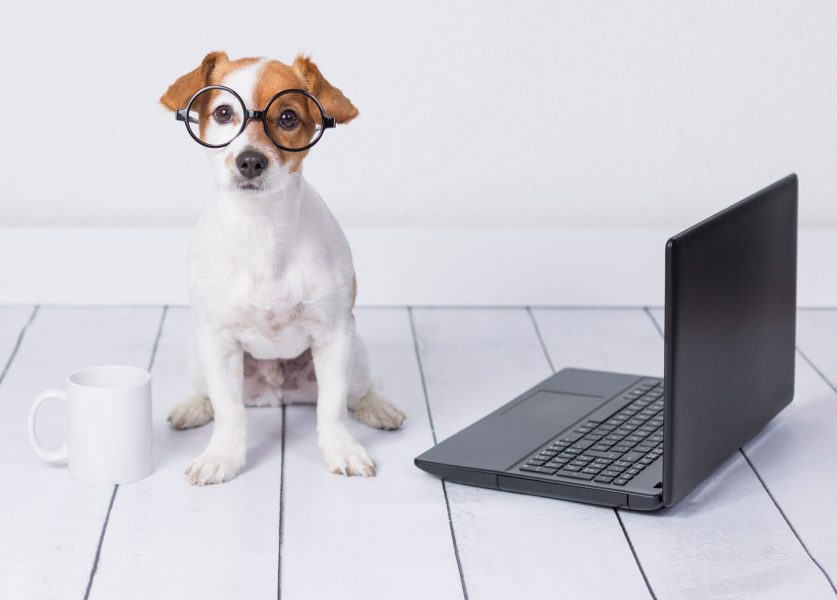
[175, 109, 199, 125]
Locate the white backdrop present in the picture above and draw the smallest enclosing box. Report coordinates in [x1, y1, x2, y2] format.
[2, 0, 837, 230]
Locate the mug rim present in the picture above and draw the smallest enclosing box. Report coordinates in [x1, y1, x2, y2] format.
[67, 365, 151, 391]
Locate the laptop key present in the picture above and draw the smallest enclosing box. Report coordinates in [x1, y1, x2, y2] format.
[519, 465, 557, 475]
[586, 450, 622, 460]
[613, 477, 630, 485]
[594, 476, 614, 483]
[621, 451, 645, 463]
[526, 459, 547, 466]
[557, 470, 595, 480]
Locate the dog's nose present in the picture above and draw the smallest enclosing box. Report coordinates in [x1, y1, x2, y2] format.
[236, 151, 267, 179]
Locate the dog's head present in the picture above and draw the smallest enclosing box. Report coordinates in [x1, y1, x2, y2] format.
[160, 52, 358, 193]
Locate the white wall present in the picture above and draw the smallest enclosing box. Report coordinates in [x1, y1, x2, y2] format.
[2, 0, 837, 230]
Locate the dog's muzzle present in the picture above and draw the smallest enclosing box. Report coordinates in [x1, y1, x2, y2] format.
[236, 151, 267, 179]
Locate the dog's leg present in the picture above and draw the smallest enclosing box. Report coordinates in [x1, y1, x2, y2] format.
[347, 336, 406, 430]
[351, 387, 406, 430]
[312, 319, 376, 476]
[168, 335, 215, 429]
[168, 394, 214, 429]
[185, 328, 247, 486]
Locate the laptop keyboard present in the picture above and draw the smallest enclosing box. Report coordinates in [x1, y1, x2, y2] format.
[517, 380, 664, 486]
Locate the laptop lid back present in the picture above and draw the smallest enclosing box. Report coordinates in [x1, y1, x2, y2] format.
[663, 174, 797, 506]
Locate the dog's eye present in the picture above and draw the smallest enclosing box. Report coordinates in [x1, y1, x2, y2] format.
[277, 109, 300, 131]
[213, 105, 234, 124]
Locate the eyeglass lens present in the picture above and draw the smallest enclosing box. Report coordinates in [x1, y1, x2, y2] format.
[186, 88, 246, 147]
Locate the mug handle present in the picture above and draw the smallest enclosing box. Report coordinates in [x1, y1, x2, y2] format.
[28, 389, 69, 464]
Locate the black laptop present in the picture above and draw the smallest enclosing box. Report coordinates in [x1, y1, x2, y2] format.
[415, 175, 797, 511]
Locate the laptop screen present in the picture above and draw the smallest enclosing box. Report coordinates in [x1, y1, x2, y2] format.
[662, 174, 797, 506]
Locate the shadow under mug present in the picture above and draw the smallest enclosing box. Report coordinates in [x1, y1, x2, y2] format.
[28, 365, 153, 485]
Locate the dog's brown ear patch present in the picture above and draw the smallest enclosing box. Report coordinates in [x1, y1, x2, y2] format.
[293, 55, 359, 125]
[160, 51, 228, 111]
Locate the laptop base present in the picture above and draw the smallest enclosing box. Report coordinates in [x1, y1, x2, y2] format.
[415, 368, 665, 511]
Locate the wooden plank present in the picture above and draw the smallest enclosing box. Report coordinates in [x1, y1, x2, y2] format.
[0, 307, 162, 599]
[89, 307, 284, 599]
[280, 308, 464, 599]
[735, 309, 837, 586]
[411, 308, 651, 600]
[533, 307, 834, 599]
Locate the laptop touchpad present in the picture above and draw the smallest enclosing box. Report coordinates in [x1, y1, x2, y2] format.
[501, 390, 603, 425]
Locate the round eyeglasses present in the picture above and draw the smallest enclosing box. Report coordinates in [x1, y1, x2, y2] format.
[175, 85, 337, 152]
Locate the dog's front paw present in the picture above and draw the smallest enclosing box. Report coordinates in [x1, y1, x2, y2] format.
[320, 430, 376, 477]
[185, 449, 245, 486]
[168, 394, 214, 430]
[354, 389, 406, 431]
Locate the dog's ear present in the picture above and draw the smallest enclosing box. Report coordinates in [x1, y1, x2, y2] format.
[160, 51, 229, 111]
[293, 55, 359, 125]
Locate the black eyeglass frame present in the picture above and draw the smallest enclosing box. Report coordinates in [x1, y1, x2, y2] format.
[175, 85, 337, 152]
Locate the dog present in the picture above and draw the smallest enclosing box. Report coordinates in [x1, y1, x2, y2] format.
[159, 51, 405, 485]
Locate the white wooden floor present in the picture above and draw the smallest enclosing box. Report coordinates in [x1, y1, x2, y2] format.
[2, 306, 836, 600]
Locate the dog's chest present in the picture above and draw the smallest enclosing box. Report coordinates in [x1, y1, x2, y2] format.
[193, 255, 315, 359]
[231, 302, 312, 360]
[227, 281, 311, 359]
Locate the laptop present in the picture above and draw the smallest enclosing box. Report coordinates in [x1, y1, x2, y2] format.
[414, 174, 797, 511]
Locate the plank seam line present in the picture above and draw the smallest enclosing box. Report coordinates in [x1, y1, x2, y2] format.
[740, 450, 837, 594]
[642, 306, 664, 337]
[407, 307, 469, 600]
[798, 345, 837, 396]
[83, 305, 168, 600]
[533, 306, 657, 600]
[614, 508, 658, 600]
[83, 485, 119, 600]
[525, 307, 555, 372]
[277, 404, 287, 600]
[644, 307, 836, 594]
[0, 305, 39, 388]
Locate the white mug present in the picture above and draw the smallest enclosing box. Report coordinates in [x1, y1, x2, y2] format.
[28, 365, 153, 484]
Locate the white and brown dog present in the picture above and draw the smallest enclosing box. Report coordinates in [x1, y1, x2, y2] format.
[160, 51, 405, 485]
